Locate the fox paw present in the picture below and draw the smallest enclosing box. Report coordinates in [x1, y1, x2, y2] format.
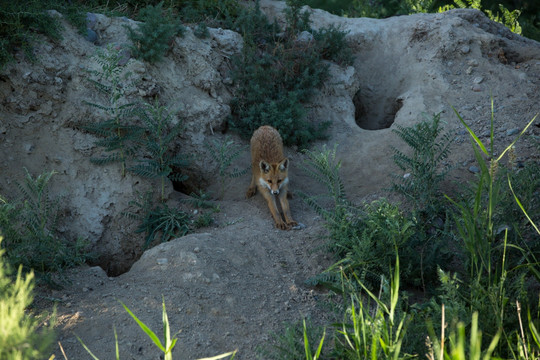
[287, 220, 298, 227]
[246, 186, 257, 198]
[275, 221, 290, 230]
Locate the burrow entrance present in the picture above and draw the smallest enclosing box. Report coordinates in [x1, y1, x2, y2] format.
[353, 88, 403, 130]
[90, 168, 210, 277]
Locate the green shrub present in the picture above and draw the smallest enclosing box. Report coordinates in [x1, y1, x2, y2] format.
[84, 47, 190, 193]
[0, 0, 63, 70]
[258, 319, 326, 360]
[298, 146, 416, 288]
[229, 0, 351, 147]
[0, 237, 56, 359]
[0, 169, 89, 285]
[390, 113, 453, 214]
[126, 1, 185, 63]
[179, 0, 241, 24]
[124, 191, 191, 249]
[193, 22, 210, 38]
[312, 24, 353, 65]
[443, 101, 540, 356]
[129, 101, 190, 201]
[83, 45, 143, 176]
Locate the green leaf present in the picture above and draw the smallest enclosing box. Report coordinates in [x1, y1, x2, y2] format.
[120, 301, 166, 352]
[451, 105, 488, 156]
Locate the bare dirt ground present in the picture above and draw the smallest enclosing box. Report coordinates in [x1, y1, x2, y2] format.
[1, 1, 539, 359]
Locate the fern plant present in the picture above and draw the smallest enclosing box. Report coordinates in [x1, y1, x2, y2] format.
[84, 45, 143, 176]
[0, 169, 89, 284]
[126, 2, 185, 64]
[129, 101, 189, 201]
[203, 136, 248, 199]
[391, 113, 453, 214]
[124, 191, 190, 249]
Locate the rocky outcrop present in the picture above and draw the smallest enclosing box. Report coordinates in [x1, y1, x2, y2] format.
[1, 2, 539, 275]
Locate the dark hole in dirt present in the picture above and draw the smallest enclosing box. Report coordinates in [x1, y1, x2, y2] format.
[91, 255, 136, 277]
[353, 89, 403, 130]
[170, 167, 209, 195]
[88, 167, 211, 277]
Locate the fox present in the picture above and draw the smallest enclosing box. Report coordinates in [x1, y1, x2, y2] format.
[246, 125, 298, 230]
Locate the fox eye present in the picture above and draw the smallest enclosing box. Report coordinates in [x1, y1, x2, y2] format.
[268, 180, 273, 184]
[277, 179, 282, 183]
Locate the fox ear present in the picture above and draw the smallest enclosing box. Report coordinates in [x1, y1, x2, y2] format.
[279, 158, 289, 171]
[259, 160, 271, 173]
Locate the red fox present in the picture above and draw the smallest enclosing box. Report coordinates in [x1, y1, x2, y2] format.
[246, 125, 298, 230]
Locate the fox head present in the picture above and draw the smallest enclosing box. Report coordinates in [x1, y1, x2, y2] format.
[258, 158, 289, 195]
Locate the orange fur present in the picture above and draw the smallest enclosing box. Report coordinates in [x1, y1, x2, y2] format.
[246, 126, 297, 230]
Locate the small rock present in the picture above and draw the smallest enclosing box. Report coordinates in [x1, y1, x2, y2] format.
[467, 59, 479, 67]
[506, 128, 519, 136]
[85, 28, 98, 43]
[296, 31, 314, 44]
[471, 84, 483, 92]
[86, 12, 97, 29]
[156, 258, 168, 265]
[473, 76, 484, 84]
[23, 143, 34, 154]
[468, 165, 480, 174]
[466, 66, 473, 75]
[194, 247, 200, 253]
[460, 45, 470, 54]
[292, 223, 306, 230]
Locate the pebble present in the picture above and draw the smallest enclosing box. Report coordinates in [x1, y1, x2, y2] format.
[24, 143, 34, 154]
[471, 84, 483, 92]
[468, 165, 480, 173]
[85, 28, 98, 43]
[506, 128, 519, 136]
[473, 76, 484, 84]
[460, 45, 470, 54]
[292, 223, 306, 230]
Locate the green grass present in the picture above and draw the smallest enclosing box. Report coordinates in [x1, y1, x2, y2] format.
[296, 102, 540, 359]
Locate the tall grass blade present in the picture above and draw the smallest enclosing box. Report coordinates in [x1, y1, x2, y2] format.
[508, 176, 540, 235]
[451, 105, 488, 156]
[496, 113, 538, 162]
[120, 301, 166, 352]
[198, 350, 237, 360]
[77, 336, 101, 360]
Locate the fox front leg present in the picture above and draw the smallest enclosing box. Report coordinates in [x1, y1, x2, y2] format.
[260, 188, 289, 230]
[279, 190, 297, 228]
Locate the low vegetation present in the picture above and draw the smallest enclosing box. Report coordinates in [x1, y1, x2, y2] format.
[0, 236, 56, 359]
[295, 104, 540, 359]
[0, 169, 90, 286]
[228, 0, 351, 147]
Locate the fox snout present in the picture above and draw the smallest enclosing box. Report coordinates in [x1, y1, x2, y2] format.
[270, 189, 280, 195]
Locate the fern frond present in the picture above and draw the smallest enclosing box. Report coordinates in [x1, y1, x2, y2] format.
[90, 153, 122, 165]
